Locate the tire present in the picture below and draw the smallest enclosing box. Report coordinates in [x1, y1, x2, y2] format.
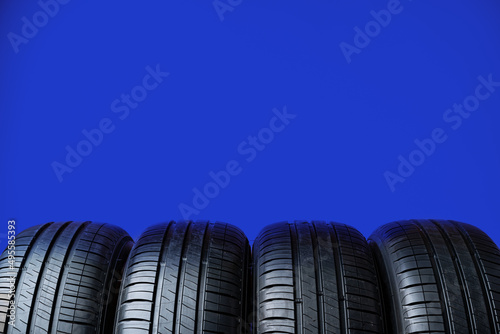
[253, 221, 385, 334]
[369, 219, 500, 334]
[114, 221, 251, 334]
[0, 221, 133, 334]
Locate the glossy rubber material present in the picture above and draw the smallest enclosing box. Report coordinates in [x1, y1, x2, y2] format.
[253, 221, 385, 334]
[369, 219, 500, 334]
[0, 221, 133, 334]
[114, 221, 251, 334]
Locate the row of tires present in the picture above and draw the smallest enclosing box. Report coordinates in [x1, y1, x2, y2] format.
[0, 220, 499, 333]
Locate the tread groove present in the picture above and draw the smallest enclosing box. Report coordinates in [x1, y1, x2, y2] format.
[289, 222, 302, 334]
[430, 220, 476, 333]
[173, 221, 193, 334]
[410, 220, 452, 334]
[47, 221, 91, 334]
[329, 224, 347, 334]
[195, 222, 211, 334]
[151, 222, 174, 333]
[27, 221, 72, 332]
[452, 221, 499, 334]
[310, 223, 325, 334]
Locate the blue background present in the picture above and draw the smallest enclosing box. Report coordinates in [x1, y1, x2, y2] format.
[1, 0, 500, 248]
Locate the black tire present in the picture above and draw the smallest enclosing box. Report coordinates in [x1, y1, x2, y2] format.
[0, 221, 133, 334]
[369, 219, 500, 334]
[253, 221, 385, 334]
[114, 221, 251, 334]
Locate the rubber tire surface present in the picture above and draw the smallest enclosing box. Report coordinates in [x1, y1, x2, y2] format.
[114, 221, 251, 334]
[0, 221, 133, 334]
[369, 219, 500, 334]
[253, 221, 384, 334]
